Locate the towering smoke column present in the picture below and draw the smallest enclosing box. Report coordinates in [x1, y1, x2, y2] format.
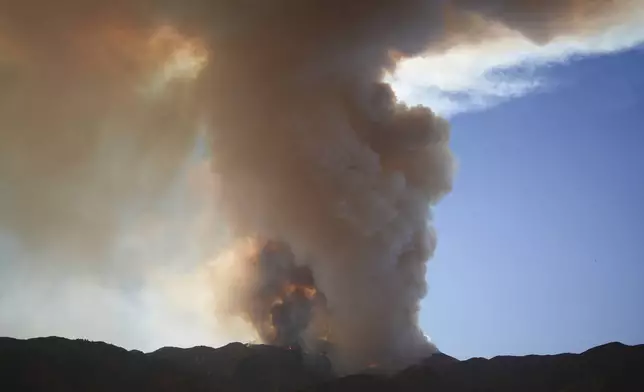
[192, 3, 454, 372]
[188, 0, 641, 372]
[1, 0, 641, 374]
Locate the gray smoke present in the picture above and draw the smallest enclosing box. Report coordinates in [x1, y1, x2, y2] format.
[1, 0, 638, 374]
[233, 240, 329, 351]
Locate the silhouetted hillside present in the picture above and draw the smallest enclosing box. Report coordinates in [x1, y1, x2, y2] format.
[316, 342, 644, 392]
[1, 337, 643, 391]
[0, 337, 331, 392]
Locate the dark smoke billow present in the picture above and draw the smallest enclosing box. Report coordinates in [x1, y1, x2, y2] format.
[0, 0, 639, 374]
[242, 240, 329, 352]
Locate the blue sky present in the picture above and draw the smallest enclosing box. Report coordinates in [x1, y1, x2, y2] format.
[421, 47, 644, 359]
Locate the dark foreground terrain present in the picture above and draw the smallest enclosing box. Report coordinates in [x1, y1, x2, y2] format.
[1, 337, 643, 392]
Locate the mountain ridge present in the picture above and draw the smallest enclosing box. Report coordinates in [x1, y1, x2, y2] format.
[1, 337, 642, 391]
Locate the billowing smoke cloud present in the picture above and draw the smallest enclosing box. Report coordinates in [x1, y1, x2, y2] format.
[0, 0, 640, 375]
[212, 239, 330, 351]
[0, 1, 208, 260]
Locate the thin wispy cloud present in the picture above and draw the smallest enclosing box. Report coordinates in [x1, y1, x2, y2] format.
[389, 10, 644, 117]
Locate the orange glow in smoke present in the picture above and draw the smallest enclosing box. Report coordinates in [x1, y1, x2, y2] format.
[148, 25, 208, 83]
[40, 22, 208, 93]
[283, 283, 317, 299]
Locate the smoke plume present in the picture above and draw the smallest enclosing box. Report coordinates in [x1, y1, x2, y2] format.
[1, 0, 640, 374]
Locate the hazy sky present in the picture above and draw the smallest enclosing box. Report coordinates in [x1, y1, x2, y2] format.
[1, 8, 643, 360]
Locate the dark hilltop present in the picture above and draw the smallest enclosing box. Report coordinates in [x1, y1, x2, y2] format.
[1, 337, 643, 392]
